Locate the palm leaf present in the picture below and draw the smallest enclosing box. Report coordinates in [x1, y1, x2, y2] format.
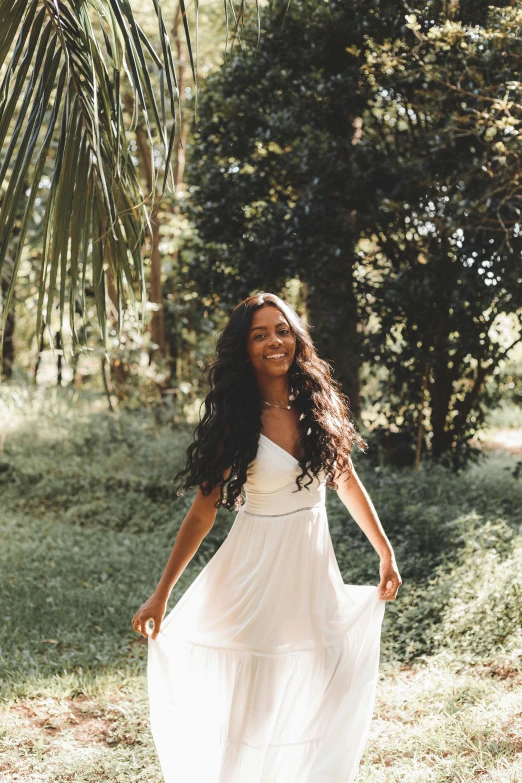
[0, 35, 61, 293]
[0, 0, 179, 350]
[68, 133, 90, 347]
[0, 57, 65, 341]
[0, 0, 262, 352]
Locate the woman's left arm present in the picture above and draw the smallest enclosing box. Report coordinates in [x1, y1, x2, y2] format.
[335, 459, 402, 601]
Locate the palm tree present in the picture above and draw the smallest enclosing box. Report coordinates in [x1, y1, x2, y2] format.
[0, 0, 246, 355]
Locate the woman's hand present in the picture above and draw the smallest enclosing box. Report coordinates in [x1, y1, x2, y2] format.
[132, 590, 168, 639]
[378, 557, 402, 601]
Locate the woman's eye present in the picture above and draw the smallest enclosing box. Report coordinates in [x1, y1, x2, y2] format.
[254, 329, 288, 340]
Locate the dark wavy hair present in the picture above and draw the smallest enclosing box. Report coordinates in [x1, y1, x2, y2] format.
[173, 292, 367, 511]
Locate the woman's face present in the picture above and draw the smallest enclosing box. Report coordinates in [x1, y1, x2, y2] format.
[246, 305, 296, 378]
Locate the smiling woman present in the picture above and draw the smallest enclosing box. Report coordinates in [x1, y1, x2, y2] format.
[169, 292, 369, 507]
[133, 291, 401, 783]
[248, 306, 304, 451]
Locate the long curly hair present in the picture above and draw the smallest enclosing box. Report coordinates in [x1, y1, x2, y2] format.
[173, 292, 367, 510]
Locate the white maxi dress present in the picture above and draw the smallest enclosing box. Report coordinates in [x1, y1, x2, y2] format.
[148, 433, 386, 783]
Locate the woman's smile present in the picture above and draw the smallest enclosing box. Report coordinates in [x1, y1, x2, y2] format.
[264, 352, 287, 361]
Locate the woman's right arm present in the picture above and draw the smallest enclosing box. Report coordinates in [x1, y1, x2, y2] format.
[132, 467, 231, 639]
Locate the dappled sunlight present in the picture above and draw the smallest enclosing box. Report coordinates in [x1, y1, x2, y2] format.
[0, 386, 196, 496]
[478, 428, 522, 455]
[3, 660, 520, 783]
[0, 385, 110, 446]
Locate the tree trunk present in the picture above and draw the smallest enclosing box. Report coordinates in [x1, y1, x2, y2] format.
[124, 93, 167, 358]
[105, 264, 127, 387]
[101, 354, 117, 412]
[415, 362, 430, 470]
[146, 207, 166, 357]
[428, 299, 470, 458]
[429, 366, 454, 459]
[303, 256, 362, 422]
[55, 330, 63, 386]
[34, 319, 45, 384]
[450, 359, 490, 440]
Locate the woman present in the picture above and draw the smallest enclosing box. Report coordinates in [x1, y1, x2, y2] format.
[133, 292, 401, 783]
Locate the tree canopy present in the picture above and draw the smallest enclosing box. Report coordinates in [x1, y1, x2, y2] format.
[184, 0, 522, 465]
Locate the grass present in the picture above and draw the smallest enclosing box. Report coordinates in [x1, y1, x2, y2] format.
[3, 661, 521, 783]
[1, 386, 522, 781]
[360, 661, 522, 783]
[1, 677, 162, 782]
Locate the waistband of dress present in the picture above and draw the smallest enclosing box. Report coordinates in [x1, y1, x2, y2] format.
[239, 502, 325, 518]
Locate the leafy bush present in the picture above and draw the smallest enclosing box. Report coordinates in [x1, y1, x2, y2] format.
[383, 516, 522, 668]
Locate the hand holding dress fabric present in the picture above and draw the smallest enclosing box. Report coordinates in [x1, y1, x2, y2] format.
[378, 560, 402, 600]
[132, 591, 168, 639]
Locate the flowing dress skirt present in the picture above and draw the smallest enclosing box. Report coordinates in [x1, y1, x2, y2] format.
[148, 497, 385, 783]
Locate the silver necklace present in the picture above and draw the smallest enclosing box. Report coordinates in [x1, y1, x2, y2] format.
[262, 399, 292, 410]
[261, 389, 296, 410]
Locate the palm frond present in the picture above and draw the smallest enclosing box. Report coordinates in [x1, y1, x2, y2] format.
[0, 0, 262, 351]
[0, 0, 181, 350]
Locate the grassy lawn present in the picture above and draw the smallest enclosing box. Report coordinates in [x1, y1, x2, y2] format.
[1, 387, 521, 781]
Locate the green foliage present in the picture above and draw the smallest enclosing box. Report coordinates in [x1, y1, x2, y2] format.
[0, 385, 234, 538]
[486, 399, 522, 430]
[494, 355, 522, 409]
[184, 0, 522, 466]
[331, 452, 522, 578]
[385, 516, 522, 667]
[1, 389, 522, 781]
[328, 451, 522, 668]
[2, 385, 522, 780]
[0, 511, 153, 692]
[0, 389, 235, 701]
[184, 0, 404, 399]
[360, 4, 522, 465]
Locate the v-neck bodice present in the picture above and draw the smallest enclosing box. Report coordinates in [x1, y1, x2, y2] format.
[244, 433, 326, 515]
[259, 433, 302, 465]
